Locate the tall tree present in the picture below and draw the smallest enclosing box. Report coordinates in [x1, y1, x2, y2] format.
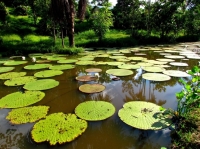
[77, 0, 87, 21]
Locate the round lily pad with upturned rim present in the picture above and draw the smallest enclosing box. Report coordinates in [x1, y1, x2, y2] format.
[142, 73, 171, 81]
[4, 76, 37, 86]
[118, 64, 140, 70]
[85, 68, 102, 73]
[136, 62, 153, 67]
[31, 113, 87, 145]
[24, 64, 51, 70]
[0, 72, 26, 80]
[106, 69, 133, 76]
[79, 84, 105, 93]
[118, 101, 172, 130]
[163, 70, 191, 77]
[0, 91, 45, 108]
[75, 101, 115, 121]
[106, 62, 125, 66]
[4, 61, 27, 66]
[156, 58, 175, 62]
[49, 64, 75, 70]
[169, 62, 188, 66]
[6, 106, 50, 124]
[142, 66, 165, 73]
[57, 59, 78, 64]
[76, 75, 97, 82]
[127, 57, 146, 61]
[164, 55, 185, 59]
[76, 61, 96, 65]
[23, 79, 59, 90]
[0, 67, 15, 73]
[34, 70, 63, 78]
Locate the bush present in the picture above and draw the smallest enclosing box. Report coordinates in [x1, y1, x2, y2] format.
[13, 5, 30, 16]
[0, 2, 8, 23]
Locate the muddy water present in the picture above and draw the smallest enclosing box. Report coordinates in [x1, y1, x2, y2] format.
[0, 46, 199, 149]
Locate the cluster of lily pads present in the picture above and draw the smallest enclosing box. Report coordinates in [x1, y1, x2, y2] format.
[0, 43, 199, 145]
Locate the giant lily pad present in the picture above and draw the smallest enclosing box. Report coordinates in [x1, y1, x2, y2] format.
[57, 59, 78, 64]
[31, 113, 87, 145]
[118, 101, 171, 130]
[75, 101, 115, 121]
[34, 70, 63, 78]
[76, 75, 97, 82]
[0, 91, 45, 108]
[156, 58, 175, 62]
[6, 106, 49, 124]
[76, 61, 96, 65]
[142, 73, 171, 81]
[24, 64, 51, 70]
[23, 79, 59, 90]
[0, 67, 15, 73]
[118, 64, 140, 69]
[47, 57, 66, 61]
[106, 69, 133, 76]
[164, 55, 185, 59]
[79, 84, 105, 93]
[49, 64, 75, 70]
[85, 68, 102, 73]
[0, 72, 26, 80]
[4, 76, 37, 86]
[169, 62, 188, 66]
[4, 61, 27, 66]
[142, 66, 165, 73]
[163, 70, 191, 77]
[106, 62, 124, 66]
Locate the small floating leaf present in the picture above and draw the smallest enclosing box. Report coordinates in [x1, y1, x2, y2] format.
[79, 84, 105, 93]
[75, 101, 115, 121]
[0, 72, 26, 80]
[34, 70, 63, 78]
[4, 61, 27, 66]
[0, 67, 15, 73]
[31, 113, 87, 145]
[4, 76, 37, 86]
[6, 106, 50, 124]
[23, 79, 59, 90]
[0, 91, 45, 108]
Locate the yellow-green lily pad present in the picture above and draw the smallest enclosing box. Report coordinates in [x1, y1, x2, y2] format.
[142, 66, 165, 73]
[76, 61, 96, 65]
[142, 73, 171, 81]
[34, 70, 63, 78]
[75, 101, 115, 121]
[79, 84, 105, 93]
[4, 61, 27, 66]
[31, 113, 87, 145]
[57, 59, 78, 64]
[106, 69, 133, 76]
[23, 79, 59, 90]
[0, 91, 45, 108]
[169, 62, 188, 66]
[118, 101, 172, 130]
[24, 64, 51, 70]
[4, 76, 37, 86]
[6, 106, 50, 124]
[0, 72, 26, 80]
[118, 64, 140, 69]
[163, 70, 191, 77]
[0, 67, 15, 73]
[49, 64, 75, 70]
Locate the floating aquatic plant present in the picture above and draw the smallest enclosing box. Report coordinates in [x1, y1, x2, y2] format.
[6, 106, 50, 124]
[34, 70, 63, 78]
[163, 70, 191, 77]
[142, 73, 171, 81]
[57, 59, 78, 64]
[76, 75, 97, 82]
[75, 101, 115, 121]
[23, 79, 59, 90]
[4, 76, 37, 86]
[31, 113, 87, 145]
[118, 101, 171, 130]
[106, 69, 133, 76]
[142, 66, 165, 73]
[0, 91, 45, 108]
[85, 68, 102, 73]
[49, 64, 75, 70]
[0, 67, 15, 73]
[4, 61, 27, 66]
[24, 64, 51, 70]
[118, 64, 140, 69]
[0, 72, 26, 80]
[79, 84, 105, 93]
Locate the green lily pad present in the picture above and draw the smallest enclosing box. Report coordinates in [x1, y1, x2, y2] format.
[34, 70, 63, 78]
[0, 91, 45, 108]
[79, 84, 105, 93]
[127, 57, 147, 61]
[136, 62, 153, 67]
[118, 64, 140, 69]
[116, 58, 131, 62]
[0, 72, 26, 80]
[76, 61, 96, 65]
[106, 69, 133, 76]
[0, 67, 15, 73]
[106, 62, 125, 66]
[163, 70, 191, 77]
[31, 113, 87, 145]
[78, 57, 94, 61]
[6, 106, 50, 124]
[109, 56, 127, 59]
[4, 76, 37, 86]
[142, 66, 165, 73]
[118, 101, 172, 130]
[36, 60, 51, 63]
[49, 64, 75, 70]
[23, 79, 59, 90]
[29, 53, 43, 58]
[142, 73, 171, 81]
[156, 58, 175, 62]
[47, 57, 66, 61]
[76, 75, 97, 82]
[4, 61, 27, 66]
[24, 64, 51, 70]
[169, 62, 188, 66]
[143, 60, 168, 65]
[85, 68, 102, 73]
[75, 101, 115, 121]
[57, 59, 78, 64]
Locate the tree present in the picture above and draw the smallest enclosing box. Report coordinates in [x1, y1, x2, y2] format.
[0, 2, 8, 25]
[90, 2, 113, 42]
[77, 0, 87, 21]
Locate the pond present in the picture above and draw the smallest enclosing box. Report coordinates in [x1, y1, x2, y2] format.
[0, 42, 199, 149]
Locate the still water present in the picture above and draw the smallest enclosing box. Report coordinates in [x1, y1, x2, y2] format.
[0, 44, 199, 149]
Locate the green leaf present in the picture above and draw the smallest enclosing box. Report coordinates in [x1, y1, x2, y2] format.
[79, 84, 105, 93]
[176, 92, 184, 99]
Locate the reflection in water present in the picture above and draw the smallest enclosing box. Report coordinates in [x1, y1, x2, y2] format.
[0, 46, 199, 149]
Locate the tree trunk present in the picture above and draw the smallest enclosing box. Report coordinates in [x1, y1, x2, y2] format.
[61, 28, 65, 48]
[53, 22, 56, 46]
[77, 0, 87, 21]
